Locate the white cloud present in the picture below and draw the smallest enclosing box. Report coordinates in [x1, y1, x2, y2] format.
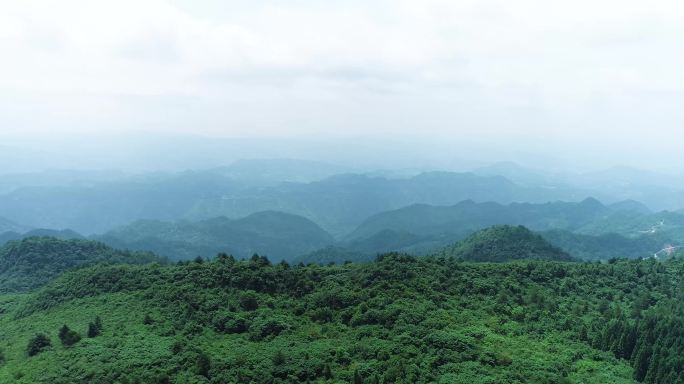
[1, 0, 684, 168]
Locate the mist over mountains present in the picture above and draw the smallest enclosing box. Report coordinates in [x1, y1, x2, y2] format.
[1, 158, 682, 263]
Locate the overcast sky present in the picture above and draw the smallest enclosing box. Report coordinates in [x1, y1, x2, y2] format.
[2, 1, 684, 171]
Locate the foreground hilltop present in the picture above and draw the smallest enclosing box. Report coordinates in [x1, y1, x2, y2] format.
[438, 225, 574, 262]
[1, 252, 682, 383]
[0, 237, 162, 292]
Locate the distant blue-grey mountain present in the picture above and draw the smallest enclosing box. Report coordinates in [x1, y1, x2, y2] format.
[96, 211, 335, 261]
[0, 217, 29, 234]
[329, 198, 680, 261]
[0, 228, 83, 246]
[0, 169, 592, 236]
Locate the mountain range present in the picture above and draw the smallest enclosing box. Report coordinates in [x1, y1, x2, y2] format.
[0, 169, 590, 236]
[96, 211, 334, 261]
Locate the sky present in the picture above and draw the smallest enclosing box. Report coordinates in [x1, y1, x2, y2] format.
[2, 0, 684, 172]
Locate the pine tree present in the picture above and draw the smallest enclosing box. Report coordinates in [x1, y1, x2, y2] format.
[272, 350, 286, 366]
[27, 333, 52, 356]
[58, 324, 81, 347]
[59, 324, 69, 341]
[196, 352, 211, 378]
[353, 369, 363, 384]
[633, 344, 653, 382]
[88, 316, 103, 337]
[87, 322, 99, 338]
[322, 363, 332, 379]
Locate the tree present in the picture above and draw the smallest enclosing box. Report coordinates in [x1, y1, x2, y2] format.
[196, 351, 211, 378]
[94, 315, 102, 330]
[59, 324, 81, 347]
[87, 316, 103, 338]
[143, 313, 154, 325]
[27, 333, 51, 356]
[272, 350, 286, 366]
[239, 292, 259, 311]
[87, 321, 100, 338]
[322, 363, 332, 379]
[353, 369, 363, 384]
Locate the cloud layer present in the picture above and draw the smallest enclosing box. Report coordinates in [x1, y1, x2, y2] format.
[2, 0, 684, 169]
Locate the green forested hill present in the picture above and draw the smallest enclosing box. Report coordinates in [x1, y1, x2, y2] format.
[4, 253, 684, 383]
[0, 237, 161, 292]
[438, 225, 574, 262]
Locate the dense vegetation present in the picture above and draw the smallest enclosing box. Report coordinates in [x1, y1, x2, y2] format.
[294, 245, 372, 265]
[0, 237, 162, 292]
[2, 163, 684, 383]
[2, 249, 684, 383]
[438, 225, 574, 262]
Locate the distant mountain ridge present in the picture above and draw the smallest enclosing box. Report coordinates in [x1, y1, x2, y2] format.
[0, 216, 29, 233]
[0, 169, 593, 236]
[347, 198, 610, 241]
[292, 198, 682, 262]
[0, 228, 83, 246]
[97, 211, 335, 261]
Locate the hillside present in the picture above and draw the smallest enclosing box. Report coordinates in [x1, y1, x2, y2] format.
[540, 230, 667, 261]
[97, 211, 335, 261]
[347, 198, 610, 241]
[438, 225, 574, 262]
[0, 237, 162, 292]
[4, 254, 676, 383]
[575, 210, 684, 241]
